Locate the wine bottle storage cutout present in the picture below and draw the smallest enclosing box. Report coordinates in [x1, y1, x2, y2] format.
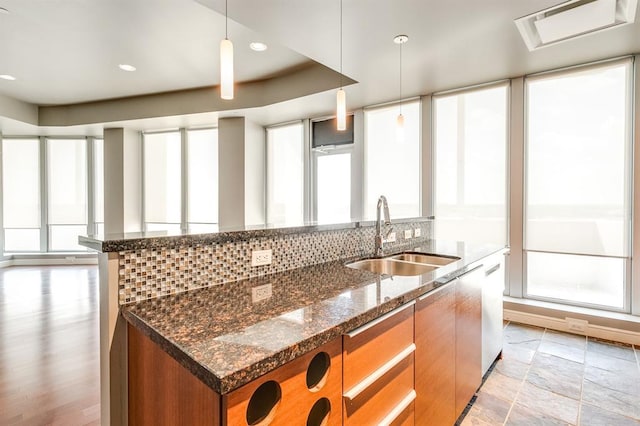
[246, 381, 282, 425]
[224, 338, 342, 425]
[307, 397, 331, 426]
[306, 351, 330, 392]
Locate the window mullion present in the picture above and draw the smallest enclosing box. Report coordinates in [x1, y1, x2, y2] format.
[40, 136, 47, 253]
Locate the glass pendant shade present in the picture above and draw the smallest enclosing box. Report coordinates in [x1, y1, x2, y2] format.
[337, 88, 346, 130]
[220, 38, 234, 100]
[396, 113, 405, 143]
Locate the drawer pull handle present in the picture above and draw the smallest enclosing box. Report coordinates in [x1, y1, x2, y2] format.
[346, 301, 415, 338]
[485, 264, 501, 276]
[378, 390, 416, 426]
[343, 343, 415, 401]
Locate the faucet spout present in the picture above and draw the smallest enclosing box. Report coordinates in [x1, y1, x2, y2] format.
[375, 195, 392, 257]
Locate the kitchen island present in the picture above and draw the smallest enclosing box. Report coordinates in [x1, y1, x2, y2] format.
[80, 219, 506, 425]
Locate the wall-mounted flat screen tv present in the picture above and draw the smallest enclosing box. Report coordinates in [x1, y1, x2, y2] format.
[312, 115, 354, 148]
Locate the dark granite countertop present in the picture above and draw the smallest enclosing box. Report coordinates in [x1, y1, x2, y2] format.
[122, 239, 506, 394]
[78, 217, 433, 252]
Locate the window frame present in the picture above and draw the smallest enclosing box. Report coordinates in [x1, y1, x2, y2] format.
[141, 127, 219, 233]
[522, 57, 634, 313]
[1, 135, 102, 254]
[310, 113, 358, 224]
[265, 120, 306, 226]
[363, 98, 422, 221]
[45, 137, 89, 252]
[431, 81, 510, 247]
[185, 127, 219, 231]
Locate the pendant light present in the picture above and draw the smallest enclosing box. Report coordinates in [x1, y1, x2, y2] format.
[336, 0, 346, 131]
[394, 34, 408, 141]
[220, 0, 234, 100]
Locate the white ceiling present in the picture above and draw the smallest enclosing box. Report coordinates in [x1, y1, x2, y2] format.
[0, 0, 308, 105]
[1, 0, 640, 133]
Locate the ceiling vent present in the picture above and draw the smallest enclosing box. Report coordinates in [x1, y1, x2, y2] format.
[515, 0, 638, 51]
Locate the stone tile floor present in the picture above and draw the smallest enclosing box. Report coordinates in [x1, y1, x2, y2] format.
[459, 322, 640, 425]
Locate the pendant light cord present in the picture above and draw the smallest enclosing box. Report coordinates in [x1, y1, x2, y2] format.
[399, 40, 402, 115]
[225, 0, 228, 39]
[340, 0, 343, 89]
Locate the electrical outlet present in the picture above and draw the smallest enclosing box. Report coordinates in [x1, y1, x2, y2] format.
[566, 317, 588, 333]
[404, 229, 412, 239]
[384, 232, 396, 243]
[251, 249, 272, 267]
[251, 284, 272, 302]
[414, 228, 421, 237]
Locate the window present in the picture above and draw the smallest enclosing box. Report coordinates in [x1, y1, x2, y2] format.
[142, 128, 219, 233]
[266, 122, 304, 226]
[524, 60, 632, 310]
[364, 101, 420, 220]
[315, 152, 351, 224]
[47, 139, 88, 251]
[2, 138, 41, 252]
[311, 115, 354, 225]
[143, 131, 182, 232]
[433, 84, 509, 245]
[187, 128, 218, 233]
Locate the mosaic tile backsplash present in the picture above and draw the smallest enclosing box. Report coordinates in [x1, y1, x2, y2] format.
[118, 220, 432, 305]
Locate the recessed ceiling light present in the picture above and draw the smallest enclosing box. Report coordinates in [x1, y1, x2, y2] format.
[0, 74, 16, 81]
[0, 7, 9, 14]
[118, 64, 136, 72]
[250, 42, 268, 52]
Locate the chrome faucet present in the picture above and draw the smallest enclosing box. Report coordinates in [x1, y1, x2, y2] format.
[374, 195, 393, 257]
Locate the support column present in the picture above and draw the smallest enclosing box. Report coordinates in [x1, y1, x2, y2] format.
[103, 128, 142, 234]
[218, 117, 265, 229]
[421, 95, 433, 217]
[508, 78, 525, 298]
[100, 127, 142, 426]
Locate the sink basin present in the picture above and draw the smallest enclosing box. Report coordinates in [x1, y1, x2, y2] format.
[390, 253, 460, 266]
[347, 258, 438, 276]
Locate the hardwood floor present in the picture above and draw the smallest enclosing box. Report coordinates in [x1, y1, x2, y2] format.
[0, 265, 100, 425]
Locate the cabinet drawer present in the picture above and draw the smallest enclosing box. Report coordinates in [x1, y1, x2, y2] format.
[343, 302, 414, 391]
[343, 351, 414, 425]
[386, 394, 415, 426]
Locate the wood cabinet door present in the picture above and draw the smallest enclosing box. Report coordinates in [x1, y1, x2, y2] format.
[415, 283, 456, 426]
[455, 265, 484, 418]
[128, 325, 222, 426]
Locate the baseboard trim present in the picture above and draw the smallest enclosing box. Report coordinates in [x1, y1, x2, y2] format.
[504, 309, 640, 345]
[0, 257, 98, 268]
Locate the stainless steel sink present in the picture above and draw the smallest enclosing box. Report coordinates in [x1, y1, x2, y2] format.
[347, 258, 438, 276]
[347, 251, 461, 276]
[389, 253, 460, 266]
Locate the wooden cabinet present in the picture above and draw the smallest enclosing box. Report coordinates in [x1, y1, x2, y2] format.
[416, 260, 496, 424]
[342, 302, 416, 425]
[223, 338, 342, 426]
[128, 324, 341, 426]
[128, 324, 222, 426]
[455, 265, 484, 418]
[415, 283, 456, 426]
[128, 253, 504, 426]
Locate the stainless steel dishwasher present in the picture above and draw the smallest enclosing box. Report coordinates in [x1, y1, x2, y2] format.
[481, 252, 506, 375]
